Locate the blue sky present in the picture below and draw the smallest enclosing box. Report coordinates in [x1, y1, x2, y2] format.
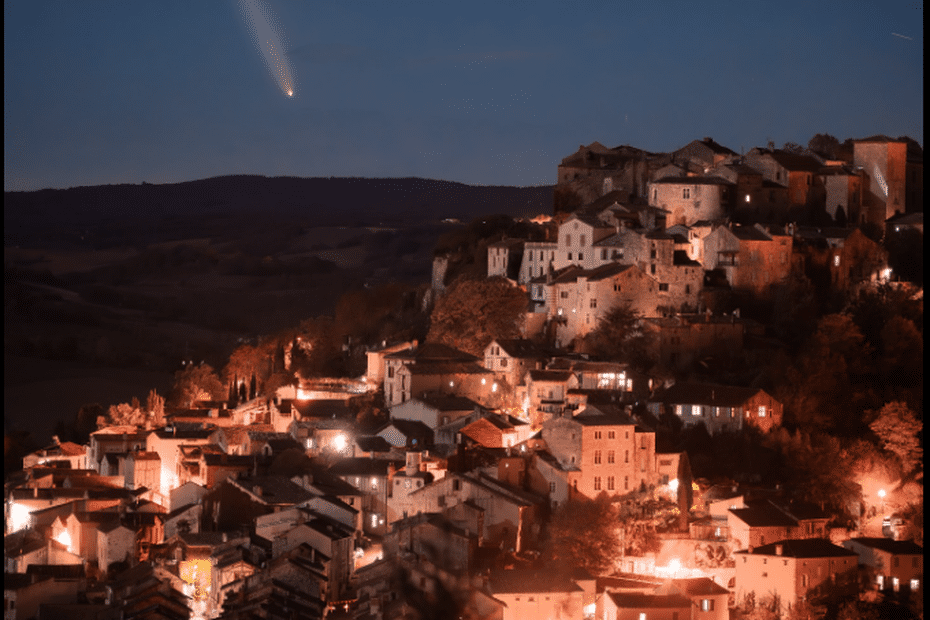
[4, 1, 923, 191]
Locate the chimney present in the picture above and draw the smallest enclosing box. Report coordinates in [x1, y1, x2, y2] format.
[405, 451, 421, 477]
[775, 544, 783, 556]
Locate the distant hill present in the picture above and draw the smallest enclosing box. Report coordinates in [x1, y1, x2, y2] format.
[4, 176, 554, 248]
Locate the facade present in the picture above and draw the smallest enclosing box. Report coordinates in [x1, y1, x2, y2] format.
[842, 537, 923, 595]
[701, 224, 792, 296]
[541, 411, 655, 499]
[853, 136, 909, 225]
[649, 382, 782, 435]
[488, 569, 585, 620]
[734, 539, 857, 615]
[648, 176, 734, 226]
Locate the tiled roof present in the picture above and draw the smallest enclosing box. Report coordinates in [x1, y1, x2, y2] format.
[845, 537, 923, 555]
[657, 382, 766, 407]
[731, 225, 772, 241]
[650, 176, 733, 185]
[328, 458, 400, 477]
[765, 150, 823, 172]
[529, 369, 573, 382]
[607, 592, 692, 609]
[232, 476, 317, 506]
[402, 361, 491, 376]
[354, 436, 393, 453]
[729, 506, 797, 528]
[489, 568, 583, 594]
[383, 342, 478, 362]
[380, 418, 434, 439]
[669, 577, 729, 596]
[491, 339, 544, 359]
[738, 539, 858, 558]
[416, 394, 482, 411]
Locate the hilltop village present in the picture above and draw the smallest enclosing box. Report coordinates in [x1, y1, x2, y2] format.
[4, 135, 924, 619]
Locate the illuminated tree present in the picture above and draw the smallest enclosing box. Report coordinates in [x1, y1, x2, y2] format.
[427, 276, 526, 356]
[146, 389, 166, 427]
[170, 363, 225, 408]
[546, 494, 620, 575]
[869, 401, 922, 476]
[104, 398, 145, 428]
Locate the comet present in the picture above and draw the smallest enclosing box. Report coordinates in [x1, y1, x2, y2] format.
[238, 0, 296, 98]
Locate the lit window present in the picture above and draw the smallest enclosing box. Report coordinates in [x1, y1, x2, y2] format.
[701, 599, 715, 612]
[758, 406, 766, 418]
[745, 194, 751, 203]
[910, 579, 919, 590]
[834, 255, 841, 267]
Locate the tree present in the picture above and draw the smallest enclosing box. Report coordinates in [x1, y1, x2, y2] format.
[546, 495, 620, 575]
[579, 303, 653, 369]
[807, 133, 841, 160]
[170, 363, 225, 408]
[869, 402, 922, 476]
[104, 397, 145, 428]
[146, 389, 166, 428]
[427, 276, 526, 356]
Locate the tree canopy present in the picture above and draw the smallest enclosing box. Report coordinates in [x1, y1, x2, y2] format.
[545, 494, 620, 575]
[427, 276, 527, 356]
[578, 303, 653, 369]
[169, 363, 225, 408]
[869, 401, 923, 477]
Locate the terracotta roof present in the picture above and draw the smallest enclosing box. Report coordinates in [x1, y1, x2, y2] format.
[731, 225, 772, 241]
[728, 506, 797, 528]
[402, 361, 491, 376]
[491, 339, 544, 359]
[669, 577, 729, 596]
[415, 394, 482, 411]
[383, 342, 478, 362]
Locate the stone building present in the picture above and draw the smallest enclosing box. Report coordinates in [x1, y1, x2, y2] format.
[648, 176, 734, 226]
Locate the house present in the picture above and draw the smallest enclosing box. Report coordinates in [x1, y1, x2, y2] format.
[545, 263, 660, 346]
[458, 413, 532, 449]
[377, 418, 434, 451]
[734, 539, 857, 615]
[701, 224, 792, 296]
[396, 472, 544, 552]
[487, 568, 586, 620]
[661, 577, 730, 620]
[557, 142, 659, 204]
[540, 409, 655, 499]
[146, 423, 218, 501]
[648, 382, 782, 435]
[727, 500, 830, 552]
[365, 340, 418, 385]
[328, 457, 400, 536]
[97, 519, 135, 573]
[842, 537, 923, 595]
[528, 449, 580, 510]
[602, 591, 692, 620]
[88, 426, 148, 474]
[123, 450, 160, 492]
[389, 394, 482, 430]
[484, 339, 546, 389]
[523, 369, 577, 420]
[487, 238, 525, 280]
[648, 176, 734, 226]
[745, 148, 823, 208]
[382, 342, 481, 407]
[817, 165, 864, 223]
[673, 137, 738, 170]
[519, 240, 559, 284]
[22, 440, 87, 470]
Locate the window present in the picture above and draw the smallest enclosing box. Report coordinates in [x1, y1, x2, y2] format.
[578, 253, 584, 261]
[500, 358, 507, 367]
[651, 264, 656, 275]
[387, 366, 394, 378]
[625, 450, 629, 463]
[594, 451, 602, 464]
[594, 477, 601, 490]
[601, 249, 608, 259]
[589, 298, 597, 308]
[560, 291, 569, 299]
[607, 450, 615, 463]
[910, 579, 919, 590]
[452, 479, 461, 491]
[608, 431, 615, 439]
[594, 431, 602, 439]
[758, 406, 766, 418]
[639, 613, 647, 620]
[549, 482, 556, 493]
[685, 284, 690, 294]
[607, 476, 615, 490]
[624, 476, 629, 490]
[567, 252, 573, 260]
[650, 248, 657, 259]
[659, 283, 669, 292]
[683, 188, 691, 199]
[692, 405, 701, 416]
[701, 599, 715, 612]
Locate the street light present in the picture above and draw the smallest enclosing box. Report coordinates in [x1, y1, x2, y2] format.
[878, 489, 886, 517]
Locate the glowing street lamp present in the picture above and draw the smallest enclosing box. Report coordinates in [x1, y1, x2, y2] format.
[878, 489, 886, 516]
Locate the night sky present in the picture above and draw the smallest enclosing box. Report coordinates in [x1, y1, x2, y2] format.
[4, 1, 923, 192]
